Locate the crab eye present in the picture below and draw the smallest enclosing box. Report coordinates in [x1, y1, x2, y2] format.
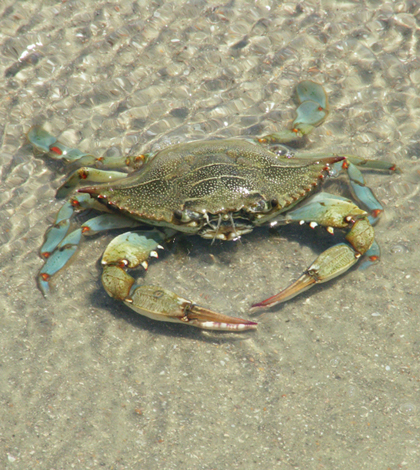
[173, 210, 183, 221]
[248, 199, 272, 213]
[173, 209, 201, 223]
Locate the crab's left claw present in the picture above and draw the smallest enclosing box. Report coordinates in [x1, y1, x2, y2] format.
[251, 200, 376, 312]
[250, 243, 359, 311]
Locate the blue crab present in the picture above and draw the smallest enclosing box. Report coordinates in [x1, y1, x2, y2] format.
[29, 81, 397, 331]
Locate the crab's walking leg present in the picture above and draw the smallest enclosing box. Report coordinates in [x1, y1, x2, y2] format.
[39, 228, 83, 295]
[28, 127, 150, 169]
[38, 194, 140, 295]
[256, 80, 329, 147]
[329, 156, 397, 268]
[250, 192, 375, 312]
[56, 168, 129, 198]
[288, 154, 398, 223]
[329, 157, 398, 224]
[101, 232, 257, 331]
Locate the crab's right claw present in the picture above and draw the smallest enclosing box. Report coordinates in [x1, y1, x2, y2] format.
[102, 265, 257, 332]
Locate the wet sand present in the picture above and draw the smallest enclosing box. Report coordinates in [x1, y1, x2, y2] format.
[1, 1, 420, 468]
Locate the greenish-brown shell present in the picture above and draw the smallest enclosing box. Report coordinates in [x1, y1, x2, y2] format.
[83, 139, 338, 233]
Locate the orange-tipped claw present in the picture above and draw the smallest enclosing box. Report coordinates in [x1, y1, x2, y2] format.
[251, 243, 361, 313]
[250, 274, 315, 312]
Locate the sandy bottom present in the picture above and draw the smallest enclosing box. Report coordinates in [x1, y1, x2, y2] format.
[1, 1, 420, 469]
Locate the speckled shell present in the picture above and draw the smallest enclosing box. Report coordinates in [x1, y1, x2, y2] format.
[83, 139, 339, 231]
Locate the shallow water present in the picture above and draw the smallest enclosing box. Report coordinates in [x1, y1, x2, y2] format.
[1, 1, 420, 468]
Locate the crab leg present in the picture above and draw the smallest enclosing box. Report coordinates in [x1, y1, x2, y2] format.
[28, 127, 94, 163]
[38, 195, 141, 295]
[287, 153, 398, 224]
[39, 228, 83, 295]
[40, 192, 139, 257]
[28, 127, 149, 169]
[101, 232, 257, 331]
[251, 192, 375, 311]
[330, 157, 398, 225]
[257, 80, 329, 147]
[56, 168, 129, 198]
[40, 193, 95, 259]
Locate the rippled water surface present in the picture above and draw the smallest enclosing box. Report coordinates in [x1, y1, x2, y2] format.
[1, 1, 420, 469]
